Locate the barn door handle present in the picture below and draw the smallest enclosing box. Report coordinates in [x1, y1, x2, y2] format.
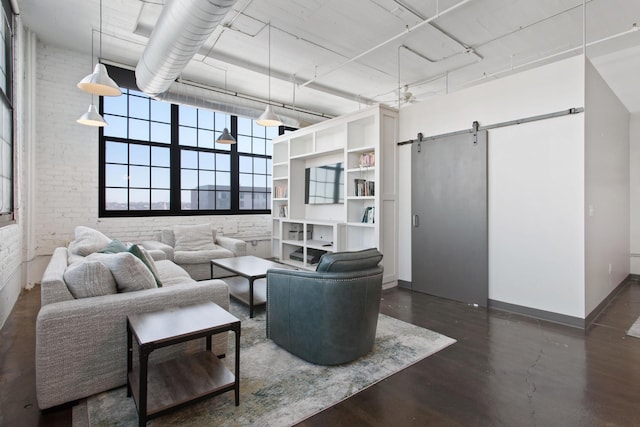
[412, 214, 419, 228]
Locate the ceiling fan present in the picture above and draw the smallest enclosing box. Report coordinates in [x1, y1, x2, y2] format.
[400, 85, 416, 104]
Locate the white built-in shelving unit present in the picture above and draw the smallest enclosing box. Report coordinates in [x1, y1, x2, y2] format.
[271, 104, 398, 286]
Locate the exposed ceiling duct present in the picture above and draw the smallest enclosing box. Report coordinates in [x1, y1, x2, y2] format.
[154, 80, 332, 127]
[135, 0, 238, 96]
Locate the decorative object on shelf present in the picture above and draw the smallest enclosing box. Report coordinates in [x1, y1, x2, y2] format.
[216, 70, 237, 144]
[279, 204, 288, 218]
[359, 152, 375, 167]
[257, 22, 283, 127]
[77, 0, 121, 97]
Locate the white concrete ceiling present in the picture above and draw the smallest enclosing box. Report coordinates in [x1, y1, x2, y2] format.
[16, 0, 640, 120]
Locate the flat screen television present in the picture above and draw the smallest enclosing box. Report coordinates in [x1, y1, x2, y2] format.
[305, 162, 344, 204]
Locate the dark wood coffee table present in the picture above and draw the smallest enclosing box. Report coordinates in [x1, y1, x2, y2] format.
[211, 255, 290, 318]
[126, 302, 240, 427]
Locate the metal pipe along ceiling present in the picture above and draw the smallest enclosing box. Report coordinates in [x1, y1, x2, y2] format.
[136, 0, 238, 96]
[154, 80, 331, 127]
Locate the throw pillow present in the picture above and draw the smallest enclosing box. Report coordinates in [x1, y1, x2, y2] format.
[173, 223, 216, 252]
[86, 252, 157, 293]
[68, 226, 112, 257]
[98, 239, 128, 254]
[128, 244, 163, 287]
[63, 260, 118, 299]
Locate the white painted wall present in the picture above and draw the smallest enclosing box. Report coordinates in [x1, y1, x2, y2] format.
[630, 113, 640, 273]
[584, 59, 630, 315]
[398, 56, 586, 318]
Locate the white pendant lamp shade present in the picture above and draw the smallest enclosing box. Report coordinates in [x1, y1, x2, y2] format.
[257, 105, 282, 127]
[78, 63, 122, 97]
[216, 127, 236, 144]
[77, 103, 108, 127]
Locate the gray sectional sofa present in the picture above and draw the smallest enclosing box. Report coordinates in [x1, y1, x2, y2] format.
[35, 226, 230, 410]
[141, 223, 247, 280]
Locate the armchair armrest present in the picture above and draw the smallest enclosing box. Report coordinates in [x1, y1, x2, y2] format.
[140, 240, 174, 261]
[216, 235, 247, 257]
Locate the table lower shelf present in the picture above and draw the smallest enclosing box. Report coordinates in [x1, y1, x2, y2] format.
[128, 351, 236, 418]
[224, 276, 267, 307]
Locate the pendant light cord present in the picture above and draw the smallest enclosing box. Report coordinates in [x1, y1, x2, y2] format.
[268, 22, 271, 103]
[99, 0, 103, 62]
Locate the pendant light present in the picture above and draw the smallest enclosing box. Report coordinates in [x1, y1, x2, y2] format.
[257, 22, 282, 127]
[77, 103, 108, 127]
[77, 23, 107, 127]
[216, 70, 237, 144]
[77, 0, 121, 97]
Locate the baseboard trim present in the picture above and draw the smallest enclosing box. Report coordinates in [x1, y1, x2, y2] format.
[398, 280, 411, 290]
[488, 299, 585, 329]
[396, 277, 632, 330]
[584, 275, 631, 327]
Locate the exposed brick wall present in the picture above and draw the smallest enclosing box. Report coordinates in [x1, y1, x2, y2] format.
[34, 42, 270, 258]
[0, 224, 23, 329]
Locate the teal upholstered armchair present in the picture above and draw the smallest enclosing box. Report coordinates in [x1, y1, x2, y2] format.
[266, 248, 384, 365]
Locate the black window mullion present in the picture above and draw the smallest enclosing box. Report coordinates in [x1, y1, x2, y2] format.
[230, 115, 239, 211]
[98, 96, 106, 215]
[99, 80, 272, 217]
[170, 104, 181, 213]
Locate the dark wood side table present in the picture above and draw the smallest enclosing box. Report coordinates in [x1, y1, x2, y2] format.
[126, 302, 240, 427]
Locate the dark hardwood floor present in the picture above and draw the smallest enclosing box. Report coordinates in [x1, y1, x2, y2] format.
[2, 281, 640, 426]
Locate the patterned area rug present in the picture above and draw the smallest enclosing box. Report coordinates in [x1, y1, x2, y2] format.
[627, 315, 640, 338]
[72, 301, 455, 427]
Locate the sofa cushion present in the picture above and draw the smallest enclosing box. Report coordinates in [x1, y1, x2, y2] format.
[68, 226, 112, 257]
[315, 248, 383, 273]
[174, 247, 234, 265]
[98, 239, 128, 254]
[160, 228, 176, 247]
[63, 260, 117, 299]
[67, 251, 86, 266]
[154, 259, 196, 286]
[128, 244, 163, 287]
[86, 252, 157, 293]
[173, 223, 216, 251]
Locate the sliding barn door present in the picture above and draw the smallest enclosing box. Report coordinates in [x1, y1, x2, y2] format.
[411, 131, 488, 306]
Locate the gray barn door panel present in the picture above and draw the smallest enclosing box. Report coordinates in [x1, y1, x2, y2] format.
[411, 131, 488, 306]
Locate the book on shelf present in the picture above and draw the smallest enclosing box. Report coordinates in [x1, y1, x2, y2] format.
[279, 204, 288, 218]
[275, 183, 288, 199]
[359, 152, 375, 167]
[361, 206, 375, 224]
[353, 179, 375, 196]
